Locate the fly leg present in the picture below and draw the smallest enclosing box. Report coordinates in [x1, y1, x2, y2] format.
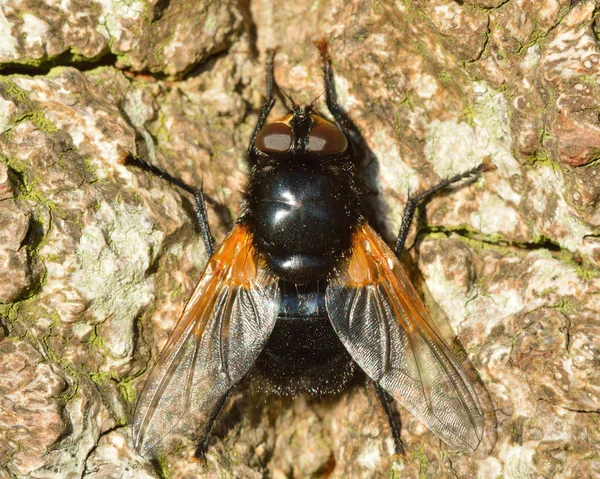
[193, 390, 232, 464]
[127, 48, 280, 253]
[247, 48, 278, 161]
[314, 38, 368, 164]
[394, 160, 492, 256]
[314, 38, 357, 136]
[374, 382, 404, 456]
[376, 161, 491, 454]
[126, 157, 215, 257]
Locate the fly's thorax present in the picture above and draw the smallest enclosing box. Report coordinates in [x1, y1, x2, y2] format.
[244, 162, 361, 284]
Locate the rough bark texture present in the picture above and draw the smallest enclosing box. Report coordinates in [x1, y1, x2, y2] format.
[0, 0, 599, 478]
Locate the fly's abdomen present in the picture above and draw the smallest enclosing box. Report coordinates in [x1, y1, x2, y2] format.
[252, 280, 356, 396]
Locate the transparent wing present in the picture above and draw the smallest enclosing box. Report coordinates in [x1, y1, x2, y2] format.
[132, 224, 280, 458]
[326, 223, 483, 451]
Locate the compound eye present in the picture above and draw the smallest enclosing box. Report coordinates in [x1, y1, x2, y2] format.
[307, 123, 348, 154]
[255, 123, 293, 153]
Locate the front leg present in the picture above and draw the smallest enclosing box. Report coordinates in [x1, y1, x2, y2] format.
[314, 38, 355, 136]
[247, 48, 278, 162]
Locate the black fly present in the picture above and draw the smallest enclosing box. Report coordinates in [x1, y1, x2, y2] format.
[129, 40, 486, 462]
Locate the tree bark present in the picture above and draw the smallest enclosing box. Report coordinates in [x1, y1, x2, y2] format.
[0, 0, 599, 478]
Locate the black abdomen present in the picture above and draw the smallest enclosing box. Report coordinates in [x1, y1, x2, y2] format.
[247, 163, 359, 283]
[252, 280, 356, 396]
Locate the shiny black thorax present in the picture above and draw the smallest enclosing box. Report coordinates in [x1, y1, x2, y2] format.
[245, 157, 360, 284]
[243, 108, 364, 395]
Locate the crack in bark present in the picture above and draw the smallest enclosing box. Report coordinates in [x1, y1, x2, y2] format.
[459, 0, 512, 10]
[420, 225, 563, 252]
[560, 406, 600, 414]
[0, 34, 239, 82]
[562, 314, 572, 352]
[81, 425, 128, 478]
[0, 315, 8, 339]
[592, 5, 600, 44]
[0, 53, 119, 78]
[464, 14, 491, 65]
[237, 0, 260, 59]
[447, 454, 461, 479]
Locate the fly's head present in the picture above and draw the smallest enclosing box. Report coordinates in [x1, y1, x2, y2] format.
[255, 106, 348, 160]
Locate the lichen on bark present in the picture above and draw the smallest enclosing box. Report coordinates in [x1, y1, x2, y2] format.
[0, 0, 599, 478]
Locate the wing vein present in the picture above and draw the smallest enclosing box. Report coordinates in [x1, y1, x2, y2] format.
[326, 223, 483, 452]
[133, 224, 280, 458]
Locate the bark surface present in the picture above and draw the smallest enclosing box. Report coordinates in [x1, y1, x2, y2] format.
[0, 1, 599, 478]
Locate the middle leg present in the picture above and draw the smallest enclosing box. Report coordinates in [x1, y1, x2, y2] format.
[126, 156, 215, 257]
[394, 160, 492, 256]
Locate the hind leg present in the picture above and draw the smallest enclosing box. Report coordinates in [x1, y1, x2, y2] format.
[374, 381, 404, 456]
[192, 391, 231, 464]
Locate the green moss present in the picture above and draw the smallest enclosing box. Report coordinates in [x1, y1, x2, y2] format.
[423, 225, 508, 250]
[117, 378, 137, 404]
[29, 110, 58, 133]
[461, 103, 476, 127]
[0, 78, 59, 140]
[154, 30, 176, 62]
[419, 224, 600, 282]
[578, 148, 600, 168]
[0, 41, 109, 74]
[155, 454, 171, 479]
[570, 261, 598, 281]
[0, 300, 76, 395]
[89, 371, 111, 385]
[1, 155, 28, 174]
[411, 444, 429, 479]
[38, 310, 60, 347]
[42, 66, 71, 79]
[537, 286, 553, 298]
[87, 324, 107, 350]
[389, 460, 404, 479]
[551, 297, 572, 314]
[0, 78, 30, 103]
[0, 302, 23, 325]
[437, 71, 453, 84]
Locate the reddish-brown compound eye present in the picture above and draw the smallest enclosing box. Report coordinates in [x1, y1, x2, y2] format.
[307, 122, 348, 154]
[255, 123, 293, 153]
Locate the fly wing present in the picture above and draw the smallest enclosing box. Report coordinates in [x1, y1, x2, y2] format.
[132, 224, 280, 458]
[325, 223, 483, 451]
